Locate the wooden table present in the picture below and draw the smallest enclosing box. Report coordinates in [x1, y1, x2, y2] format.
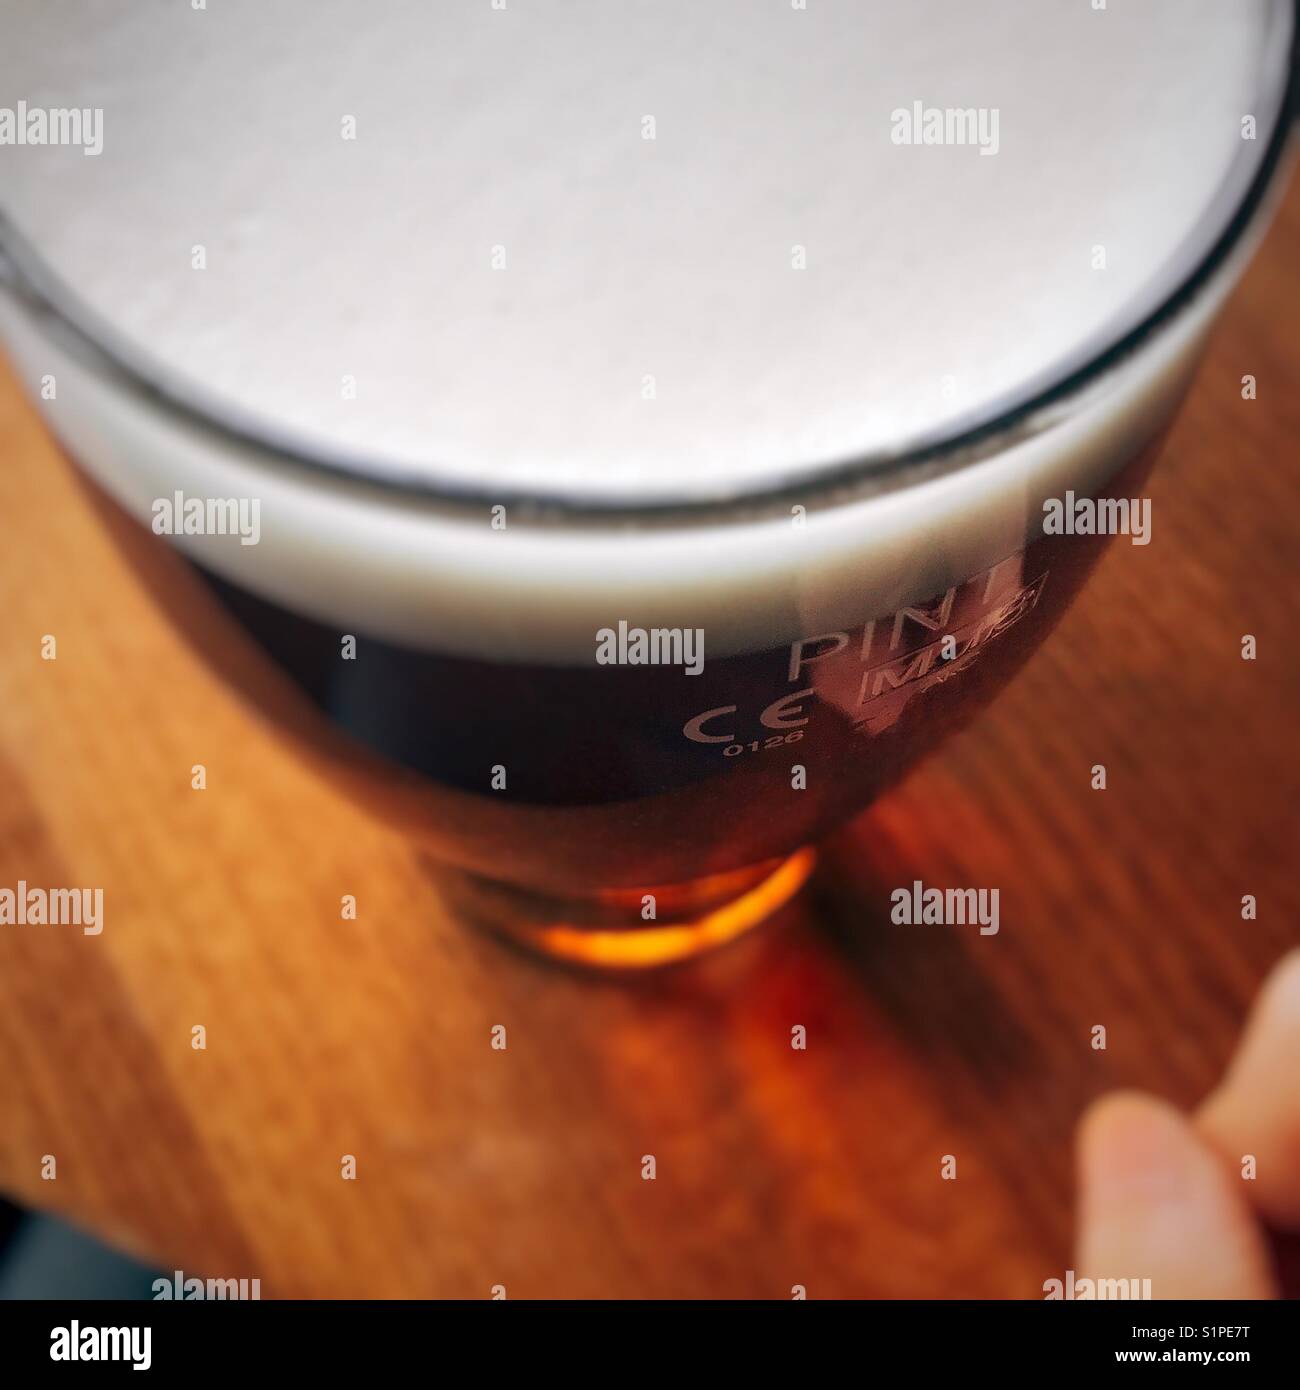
[1, 178, 1297, 1301]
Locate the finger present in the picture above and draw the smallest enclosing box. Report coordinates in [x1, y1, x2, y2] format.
[1198, 949, 1300, 1229]
[1076, 1091, 1276, 1299]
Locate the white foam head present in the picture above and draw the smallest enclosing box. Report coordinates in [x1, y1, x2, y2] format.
[0, 0, 1290, 506]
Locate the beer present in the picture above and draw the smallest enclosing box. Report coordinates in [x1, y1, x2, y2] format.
[0, 1, 1293, 965]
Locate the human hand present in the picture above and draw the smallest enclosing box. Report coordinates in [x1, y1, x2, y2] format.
[1075, 950, 1300, 1298]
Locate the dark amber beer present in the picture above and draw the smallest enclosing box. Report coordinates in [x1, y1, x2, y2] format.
[0, 0, 1294, 964]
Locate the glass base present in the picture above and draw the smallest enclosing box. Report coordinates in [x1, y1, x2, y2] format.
[436, 848, 817, 970]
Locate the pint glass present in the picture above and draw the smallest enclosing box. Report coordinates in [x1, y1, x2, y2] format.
[0, 1, 1294, 966]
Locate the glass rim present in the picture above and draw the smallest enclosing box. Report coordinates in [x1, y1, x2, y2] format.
[0, 14, 1296, 526]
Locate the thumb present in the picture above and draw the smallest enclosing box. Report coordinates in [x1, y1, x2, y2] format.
[1198, 950, 1300, 1229]
[1075, 1091, 1276, 1299]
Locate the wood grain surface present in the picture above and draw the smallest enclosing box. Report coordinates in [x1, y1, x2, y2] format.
[0, 176, 1297, 1302]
